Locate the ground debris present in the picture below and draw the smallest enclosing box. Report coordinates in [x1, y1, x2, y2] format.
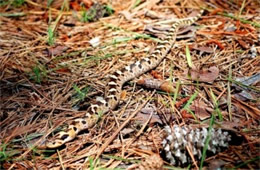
[0, 0, 259, 169]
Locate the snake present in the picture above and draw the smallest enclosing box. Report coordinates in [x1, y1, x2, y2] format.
[42, 10, 204, 148]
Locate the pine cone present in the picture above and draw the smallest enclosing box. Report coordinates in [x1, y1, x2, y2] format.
[162, 125, 231, 165]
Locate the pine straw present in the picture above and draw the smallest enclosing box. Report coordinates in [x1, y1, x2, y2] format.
[0, 0, 260, 169]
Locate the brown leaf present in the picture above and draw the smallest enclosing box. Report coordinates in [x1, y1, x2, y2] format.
[190, 66, 219, 82]
[181, 110, 194, 119]
[206, 39, 225, 50]
[190, 100, 211, 120]
[81, 0, 93, 9]
[47, 45, 68, 56]
[236, 38, 250, 49]
[60, 34, 70, 41]
[190, 44, 214, 54]
[151, 70, 163, 80]
[210, 8, 224, 15]
[136, 112, 162, 125]
[219, 121, 243, 130]
[55, 67, 71, 74]
[135, 105, 163, 125]
[70, 1, 81, 11]
[175, 97, 190, 108]
[121, 128, 135, 136]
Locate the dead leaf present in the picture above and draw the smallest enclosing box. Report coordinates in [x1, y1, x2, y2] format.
[47, 45, 68, 56]
[236, 38, 250, 49]
[190, 44, 214, 54]
[180, 110, 194, 119]
[55, 67, 71, 74]
[190, 66, 219, 82]
[121, 128, 135, 136]
[151, 70, 163, 80]
[206, 39, 225, 50]
[235, 29, 249, 35]
[135, 105, 163, 125]
[136, 112, 162, 125]
[210, 8, 224, 15]
[60, 34, 70, 41]
[190, 100, 212, 120]
[70, 1, 81, 11]
[219, 121, 243, 130]
[175, 97, 190, 108]
[81, 0, 93, 9]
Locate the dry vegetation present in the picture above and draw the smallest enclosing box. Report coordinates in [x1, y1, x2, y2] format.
[0, 0, 260, 169]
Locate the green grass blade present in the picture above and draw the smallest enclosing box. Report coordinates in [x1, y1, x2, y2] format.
[200, 114, 215, 169]
[219, 12, 260, 28]
[239, 0, 246, 17]
[131, 0, 142, 9]
[210, 89, 223, 121]
[172, 80, 181, 106]
[47, 26, 55, 46]
[73, 84, 88, 101]
[183, 91, 198, 121]
[185, 44, 193, 68]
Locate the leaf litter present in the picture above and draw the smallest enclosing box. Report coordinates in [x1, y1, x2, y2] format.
[0, 0, 260, 169]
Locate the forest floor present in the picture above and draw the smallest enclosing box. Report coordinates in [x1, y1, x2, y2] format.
[0, 0, 259, 169]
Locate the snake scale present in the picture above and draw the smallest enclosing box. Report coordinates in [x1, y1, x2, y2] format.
[43, 10, 204, 148]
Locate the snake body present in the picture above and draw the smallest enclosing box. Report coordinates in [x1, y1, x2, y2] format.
[44, 10, 203, 148]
